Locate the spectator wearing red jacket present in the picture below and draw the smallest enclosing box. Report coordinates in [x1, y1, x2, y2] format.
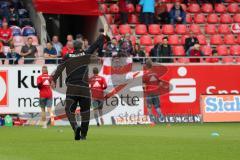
[188, 43, 204, 63]
[119, 0, 128, 24]
[89, 67, 107, 126]
[61, 41, 75, 59]
[0, 21, 13, 46]
[37, 66, 54, 128]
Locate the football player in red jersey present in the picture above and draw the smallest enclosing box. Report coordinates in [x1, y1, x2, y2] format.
[143, 59, 164, 124]
[89, 67, 107, 126]
[37, 66, 54, 128]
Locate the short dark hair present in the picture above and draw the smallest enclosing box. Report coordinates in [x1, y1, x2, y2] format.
[163, 37, 168, 40]
[74, 41, 83, 50]
[146, 59, 153, 69]
[99, 28, 104, 33]
[93, 67, 99, 75]
[27, 37, 33, 41]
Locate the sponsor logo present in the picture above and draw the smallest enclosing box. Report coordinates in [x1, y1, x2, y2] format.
[0, 71, 8, 106]
[204, 96, 240, 113]
[169, 67, 196, 103]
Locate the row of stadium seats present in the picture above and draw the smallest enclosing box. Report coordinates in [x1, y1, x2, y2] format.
[100, 3, 240, 14]
[111, 24, 237, 35]
[11, 26, 36, 36]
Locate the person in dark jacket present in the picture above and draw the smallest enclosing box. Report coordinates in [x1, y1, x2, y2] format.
[155, 5, 169, 24]
[169, 2, 186, 24]
[184, 31, 199, 53]
[133, 43, 145, 63]
[105, 37, 120, 57]
[119, 0, 128, 24]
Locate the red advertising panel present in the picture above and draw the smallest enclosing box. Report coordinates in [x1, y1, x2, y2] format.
[150, 65, 240, 115]
[201, 95, 240, 122]
[0, 71, 8, 107]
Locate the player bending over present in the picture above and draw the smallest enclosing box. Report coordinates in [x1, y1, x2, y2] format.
[37, 66, 54, 128]
[143, 59, 164, 124]
[89, 67, 107, 126]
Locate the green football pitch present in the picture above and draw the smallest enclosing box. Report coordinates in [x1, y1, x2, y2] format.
[0, 123, 240, 160]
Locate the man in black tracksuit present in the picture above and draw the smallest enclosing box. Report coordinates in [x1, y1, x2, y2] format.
[52, 28, 108, 140]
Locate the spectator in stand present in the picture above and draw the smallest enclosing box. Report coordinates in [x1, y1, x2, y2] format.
[119, 0, 128, 24]
[105, 37, 120, 57]
[44, 42, 57, 64]
[61, 41, 75, 59]
[208, 49, 219, 63]
[119, 33, 133, 56]
[150, 42, 161, 62]
[184, 31, 199, 53]
[133, 43, 145, 63]
[150, 37, 172, 63]
[6, 45, 20, 64]
[0, 41, 5, 64]
[75, 34, 83, 44]
[52, 35, 63, 58]
[0, 20, 13, 46]
[139, 0, 155, 25]
[66, 34, 74, 43]
[155, 5, 169, 24]
[83, 38, 90, 51]
[188, 42, 204, 63]
[6, 5, 19, 26]
[20, 37, 38, 64]
[130, 0, 140, 7]
[169, 2, 186, 24]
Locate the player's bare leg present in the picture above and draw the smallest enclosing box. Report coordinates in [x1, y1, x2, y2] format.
[93, 108, 100, 126]
[99, 109, 104, 125]
[47, 107, 55, 126]
[41, 108, 47, 128]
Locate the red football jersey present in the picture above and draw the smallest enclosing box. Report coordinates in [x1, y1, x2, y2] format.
[0, 28, 12, 41]
[143, 69, 161, 95]
[37, 73, 53, 98]
[89, 75, 107, 100]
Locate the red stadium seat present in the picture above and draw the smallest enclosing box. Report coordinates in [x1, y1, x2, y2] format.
[220, 14, 233, 23]
[166, 4, 174, 12]
[119, 24, 132, 34]
[205, 24, 217, 35]
[175, 24, 188, 34]
[190, 24, 202, 34]
[181, 35, 189, 45]
[173, 46, 186, 56]
[228, 3, 239, 13]
[153, 35, 163, 45]
[130, 36, 136, 45]
[222, 57, 234, 63]
[237, 35, 240, 44]
[194, 14, 205, 24]
[215, 3, 226, 13]
[162, 25, 174, 35]
[110, 25, 119, 35]
[168, 35, 180, 45]
[210, 35, 223, 45]
[202, 3, 213, 13]
[110, 4, 119, 13]
[175, 58, 190, 63]
[224, 34, 236, 45]
[136, 5, 142, 13]
[201, 45, 212, 56]
[216, 45, 228, 56]
[233, 14, 240, 23]
[196, 35, 207, 45]
[218, 24, 231, 34]
[100, 4, 108, 14]
[148, 24, 161, 35]
[114, 35, 122, 41]
[135, 24, 147, 35]
[105, 14, 113, 24]
[126, 3, 135, 13]
[230, 45, 240, 55]
[140, 35, 152, 45]
[186, 14, 192, 23]
[13, 36, 24, 46]
[207, 14, 219, 23]
[145, 45, 154, 55]
[188, 4, 200, 13]
[128, 14, 139, 24]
